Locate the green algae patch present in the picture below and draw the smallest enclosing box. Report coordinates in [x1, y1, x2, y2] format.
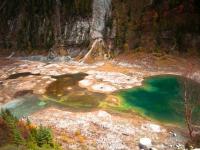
[38, 101, 47, 106]
[45, 73, 105, 110]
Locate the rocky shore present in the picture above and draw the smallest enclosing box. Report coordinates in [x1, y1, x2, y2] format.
[30, 108, 186, 150]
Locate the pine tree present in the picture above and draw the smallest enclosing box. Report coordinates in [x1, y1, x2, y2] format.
[1, 109, 24, 145]
[35, 125, 53, 147]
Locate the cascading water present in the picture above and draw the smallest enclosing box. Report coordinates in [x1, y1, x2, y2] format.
[82, 0, 112, 62]
[90, 0, 112, 40]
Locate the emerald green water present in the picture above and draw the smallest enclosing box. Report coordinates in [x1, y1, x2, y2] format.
[119, 75, 186, 124]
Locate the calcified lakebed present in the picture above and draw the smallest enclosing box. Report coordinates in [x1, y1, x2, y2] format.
[1, 56, 200, 150]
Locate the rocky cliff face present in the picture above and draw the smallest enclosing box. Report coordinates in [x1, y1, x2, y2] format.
[0, 0, 200, 56]
[0, 0, 113, 57]
[64, 19, 90, 46]
[63, 0, 112, 45]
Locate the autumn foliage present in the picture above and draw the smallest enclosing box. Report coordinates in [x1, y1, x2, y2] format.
[0, 109, 61, 150]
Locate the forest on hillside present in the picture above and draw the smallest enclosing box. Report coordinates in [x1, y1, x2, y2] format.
[0, 0, 200, 55]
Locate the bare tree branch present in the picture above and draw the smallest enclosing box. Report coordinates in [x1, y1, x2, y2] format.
[183, 62, 200, 142]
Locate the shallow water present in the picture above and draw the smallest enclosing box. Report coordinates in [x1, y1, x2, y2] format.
[2, 73, 105, 117]
[6, 72, 40, 79]
[1, 95, 52, 118]
[44, 73, 105, 109]
[118, 75, 200, 124]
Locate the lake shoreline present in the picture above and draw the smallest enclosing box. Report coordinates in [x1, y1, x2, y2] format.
[0, 55, 199, 149]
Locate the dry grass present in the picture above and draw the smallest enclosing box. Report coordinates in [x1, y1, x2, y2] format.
[115, 51, 200, 70]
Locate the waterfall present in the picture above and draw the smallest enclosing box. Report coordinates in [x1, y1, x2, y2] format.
[81, 0, 112, 63]
[90, 0, 112, 40]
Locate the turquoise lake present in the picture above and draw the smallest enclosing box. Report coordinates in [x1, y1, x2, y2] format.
[118, 75, 200, 124]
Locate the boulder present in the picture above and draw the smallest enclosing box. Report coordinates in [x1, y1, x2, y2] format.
[139, 138, 152, 150]
[142, 123, 161, 133]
